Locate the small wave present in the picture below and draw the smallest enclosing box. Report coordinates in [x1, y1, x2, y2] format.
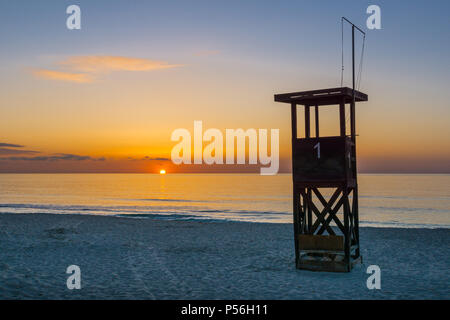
[115, 213, 201, 220]
[359, 195, 450, 201]
[360, 220, 450, 229]
[1, 202, 448, 228]
[131, 198, 201, 203]
[361, 205, 450, 214]
[0, 203, 288, 221]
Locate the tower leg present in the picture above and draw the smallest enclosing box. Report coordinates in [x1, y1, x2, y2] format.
[353, 186, 360, 259]
[307, 188, 312, 233]
[343, 188, 351, 271]
[293, 186, 300, 268]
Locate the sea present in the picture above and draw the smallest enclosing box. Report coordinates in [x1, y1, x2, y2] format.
[0, 173, 449, 229]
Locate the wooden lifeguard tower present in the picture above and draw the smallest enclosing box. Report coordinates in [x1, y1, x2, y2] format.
[274, 88, 367, 272]
[274, 18, 367, 272]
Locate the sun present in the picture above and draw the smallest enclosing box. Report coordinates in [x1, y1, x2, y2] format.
[159, 169, 166, 175]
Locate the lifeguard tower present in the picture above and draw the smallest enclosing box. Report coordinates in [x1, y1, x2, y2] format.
[274, 87, 367, 272]
[274, 18, 368, 272]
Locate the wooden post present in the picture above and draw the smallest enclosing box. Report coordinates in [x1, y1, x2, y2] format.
[301, 188, 308, 233]
[291, 103, 299, 267]
[343, 189, 351, 271]
[305, 105, 310, 138]
[353, 187, 360, 258]
[291, 103, 297, 142]
[293, 186, 300, 267]
[307, 188, 312, 233]
[339, 98, 346, 137]
[350, 102, 356, 140]
[315, 105, 319, 138]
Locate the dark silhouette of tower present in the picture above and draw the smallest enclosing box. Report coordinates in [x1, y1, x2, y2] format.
[274, 87, 368, 272]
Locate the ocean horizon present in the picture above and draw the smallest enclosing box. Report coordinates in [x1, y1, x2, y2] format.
[1, 173, 449, 229]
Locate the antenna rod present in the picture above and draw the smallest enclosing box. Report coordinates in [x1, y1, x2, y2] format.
[342, 17, 366, 35]
[341, 17, 365, 141]
[352, 24, 355, 138]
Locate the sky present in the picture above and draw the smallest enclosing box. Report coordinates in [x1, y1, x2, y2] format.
[0, 0, 449, 173]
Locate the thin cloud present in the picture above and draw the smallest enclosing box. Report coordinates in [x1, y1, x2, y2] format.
[32, 69, 93, 83]
[60, 56, 182, 73]
[0, 148, 38, 155]
[126, 156, 169, 161]
[142, 156, 169, 161]
[0, 142, 38, 155]
[0, 143, 24, 148]
[32, 56, 181, 83]
[0, 153, 104, 161]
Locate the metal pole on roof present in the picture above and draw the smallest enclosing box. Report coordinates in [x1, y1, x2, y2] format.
[341, 17, 365, 140]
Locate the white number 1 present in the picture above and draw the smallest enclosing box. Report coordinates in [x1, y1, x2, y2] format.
[314, 142, 320, 159]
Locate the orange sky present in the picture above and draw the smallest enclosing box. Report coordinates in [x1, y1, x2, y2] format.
[0, 1, 449, 173]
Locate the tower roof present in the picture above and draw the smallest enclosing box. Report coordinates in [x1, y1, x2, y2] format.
[274, 87, 368, 106]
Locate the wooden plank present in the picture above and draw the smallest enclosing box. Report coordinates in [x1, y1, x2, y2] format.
[297, 260, 349, 273]
[317, 196, 346, 234]
[298, 234, 344, 251]
[275, 87, 346, 100]
[311, 187, 341, 233]
[305, 190, 336, 235]
[294, 181, 347, 188]
[292, 136, 348, 183]
[274, 87, 368, 105]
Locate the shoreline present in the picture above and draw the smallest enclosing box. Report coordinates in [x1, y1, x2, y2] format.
[1, 211, 448, 230]
[0, 212, 449, 299]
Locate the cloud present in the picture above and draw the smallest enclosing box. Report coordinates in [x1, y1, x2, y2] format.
[126, 156, 169, 161]
[0, 153, 104, 161]
[142, 156, 169, 161]
[0, 148, 38, 155]
[60, 56, 181, 73]
[31, 56, 181, 83]
[0, 142, 166, 162]
[0, 142, 38, 155]
[0, 143, 24, 148]
[32, 69, 93, 83]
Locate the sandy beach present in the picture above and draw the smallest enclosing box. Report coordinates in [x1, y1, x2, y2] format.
[0, 212, 448, 299]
